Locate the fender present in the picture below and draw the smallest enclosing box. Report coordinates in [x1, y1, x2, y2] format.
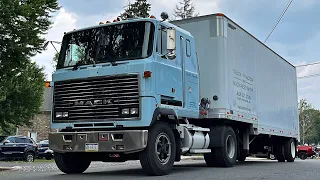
[208, 125, 227, 148]
[150, 107, 179, 126]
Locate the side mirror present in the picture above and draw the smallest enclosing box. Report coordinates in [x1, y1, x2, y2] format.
[166, 28, 176, 60]
[3, 140, 10, 144]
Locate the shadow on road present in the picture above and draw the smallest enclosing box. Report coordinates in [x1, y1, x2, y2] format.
[50, 160, 283, 178]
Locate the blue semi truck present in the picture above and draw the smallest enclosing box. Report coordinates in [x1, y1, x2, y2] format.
[49, 12, 299, 176]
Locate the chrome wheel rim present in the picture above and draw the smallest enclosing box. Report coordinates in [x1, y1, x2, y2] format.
[226, 135, 236, 159]
[291, 142, 296, 158]
[155, 132, 171, 165]
[27, 154, 34, 162]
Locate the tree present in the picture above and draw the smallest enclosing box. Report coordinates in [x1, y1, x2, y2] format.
[120, 0, 151, 18]
[298, 99, 320, 144]
[0, 0, 59, 130]
[52, 52, 59, 71]
[173, 0, 199, 20]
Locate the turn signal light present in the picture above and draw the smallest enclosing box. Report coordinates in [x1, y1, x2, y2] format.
[143, 71, 152, 78]
[45, 81, 51, 87]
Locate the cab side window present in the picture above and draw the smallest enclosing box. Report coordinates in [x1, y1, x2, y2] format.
[186, 39, 191, 57]
[156, 25, 167, 56]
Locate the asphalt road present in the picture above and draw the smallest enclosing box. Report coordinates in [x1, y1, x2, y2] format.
[1, 158, 320, 180]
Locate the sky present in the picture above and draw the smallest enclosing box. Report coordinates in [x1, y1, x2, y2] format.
[33, 0, 320, 109]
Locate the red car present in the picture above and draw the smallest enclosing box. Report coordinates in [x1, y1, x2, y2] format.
[297, 145, 315, 160]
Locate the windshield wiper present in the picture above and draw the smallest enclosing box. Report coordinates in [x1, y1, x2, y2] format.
[72, 58, 96, 71]
[101, 50, 117, 66]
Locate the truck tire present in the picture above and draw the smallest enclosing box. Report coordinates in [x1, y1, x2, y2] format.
[205, 126, 237, 167]
[54, 152, 91, 174]
[139, 121, 176, 176]
[283, 138, 296, 162]
[237, 154, 247, 162]
[299, 152, 307, 160]
[274, 141, 285, 162]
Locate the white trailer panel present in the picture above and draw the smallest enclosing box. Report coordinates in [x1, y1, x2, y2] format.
[172, 14, 299, 139]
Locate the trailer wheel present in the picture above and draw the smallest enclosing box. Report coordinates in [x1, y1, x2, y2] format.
[205, 126, 237, 167]
[54, 152, 91, 174]
[283, 138, 296, 162]
[274, 141, 285, 162]
[139, 121, 176, 176]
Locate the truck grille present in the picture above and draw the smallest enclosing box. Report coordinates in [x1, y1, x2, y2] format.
[53, 74, 139, 121]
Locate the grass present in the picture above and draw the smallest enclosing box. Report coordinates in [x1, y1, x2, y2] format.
[1, 159, 54, 164]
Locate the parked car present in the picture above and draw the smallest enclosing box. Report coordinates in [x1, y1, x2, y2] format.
[297, 145, 315, 160]
[37, 140, 53, 160]
[0, 135, 38, 162]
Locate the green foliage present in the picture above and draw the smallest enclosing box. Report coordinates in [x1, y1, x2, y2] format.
[0, 123, 16, 135]
[120, 0, 151, 18]
[52, 52, 59, 71]
[0, 0, 60, 129]
[298, 99, 320, 144]
[173, 0, 199, 20]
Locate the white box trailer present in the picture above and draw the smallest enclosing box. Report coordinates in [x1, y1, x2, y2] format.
[172, 14, 299, 140]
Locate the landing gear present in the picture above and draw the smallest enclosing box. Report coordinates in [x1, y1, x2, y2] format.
[139, 121, 176, 176]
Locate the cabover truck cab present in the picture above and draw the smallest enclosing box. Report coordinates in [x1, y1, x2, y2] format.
[49, 13, 299, 176]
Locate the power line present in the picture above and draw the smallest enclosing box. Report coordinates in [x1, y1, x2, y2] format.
[297, 73, 320, 79]
[295, 61, 320, 67]
[264, 0, 293, 43]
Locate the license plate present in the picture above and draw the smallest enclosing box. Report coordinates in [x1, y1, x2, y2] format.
[85, 143, 99, 152]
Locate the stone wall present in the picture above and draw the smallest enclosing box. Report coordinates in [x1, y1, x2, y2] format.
[18, 111, 53, 142]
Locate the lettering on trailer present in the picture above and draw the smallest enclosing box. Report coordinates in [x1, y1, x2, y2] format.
[232, 69, 255, 113]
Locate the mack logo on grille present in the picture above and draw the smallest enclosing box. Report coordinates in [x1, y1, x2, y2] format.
[74, 99, 114, 106]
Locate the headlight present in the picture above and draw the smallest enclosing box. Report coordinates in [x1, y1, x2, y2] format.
[63, 112, 69, 117]
[130, 108, 138, 115]
[55, 112, 62, 118]
[121, 108, 129, 115]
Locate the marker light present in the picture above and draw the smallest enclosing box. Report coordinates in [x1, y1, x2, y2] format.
[45, 81, 51, 87]
[106, 21, 111, 23]
[150, 15, 156, 19]
[99, 22, 104, 25]
[113, 19, 118, 22]
[143, 71, 152, 78]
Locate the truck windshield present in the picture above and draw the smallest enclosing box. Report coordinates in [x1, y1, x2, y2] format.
[56, 21, 155, 69]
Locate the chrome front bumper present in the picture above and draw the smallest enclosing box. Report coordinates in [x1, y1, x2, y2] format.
[49, 130, 148, 154]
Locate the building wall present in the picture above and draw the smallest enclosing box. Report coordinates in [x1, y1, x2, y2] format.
[18, 112, 52, 142]
[18, 86, 53, 143]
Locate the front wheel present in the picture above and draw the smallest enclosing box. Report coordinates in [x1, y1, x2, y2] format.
[139, 121, 176, 176]
[54, 152, 91, 174]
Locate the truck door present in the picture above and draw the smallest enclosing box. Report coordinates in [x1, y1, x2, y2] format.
[155, 24, 183, 106]
[179, 36, 186, 108]
[179, 36, 198, 111]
